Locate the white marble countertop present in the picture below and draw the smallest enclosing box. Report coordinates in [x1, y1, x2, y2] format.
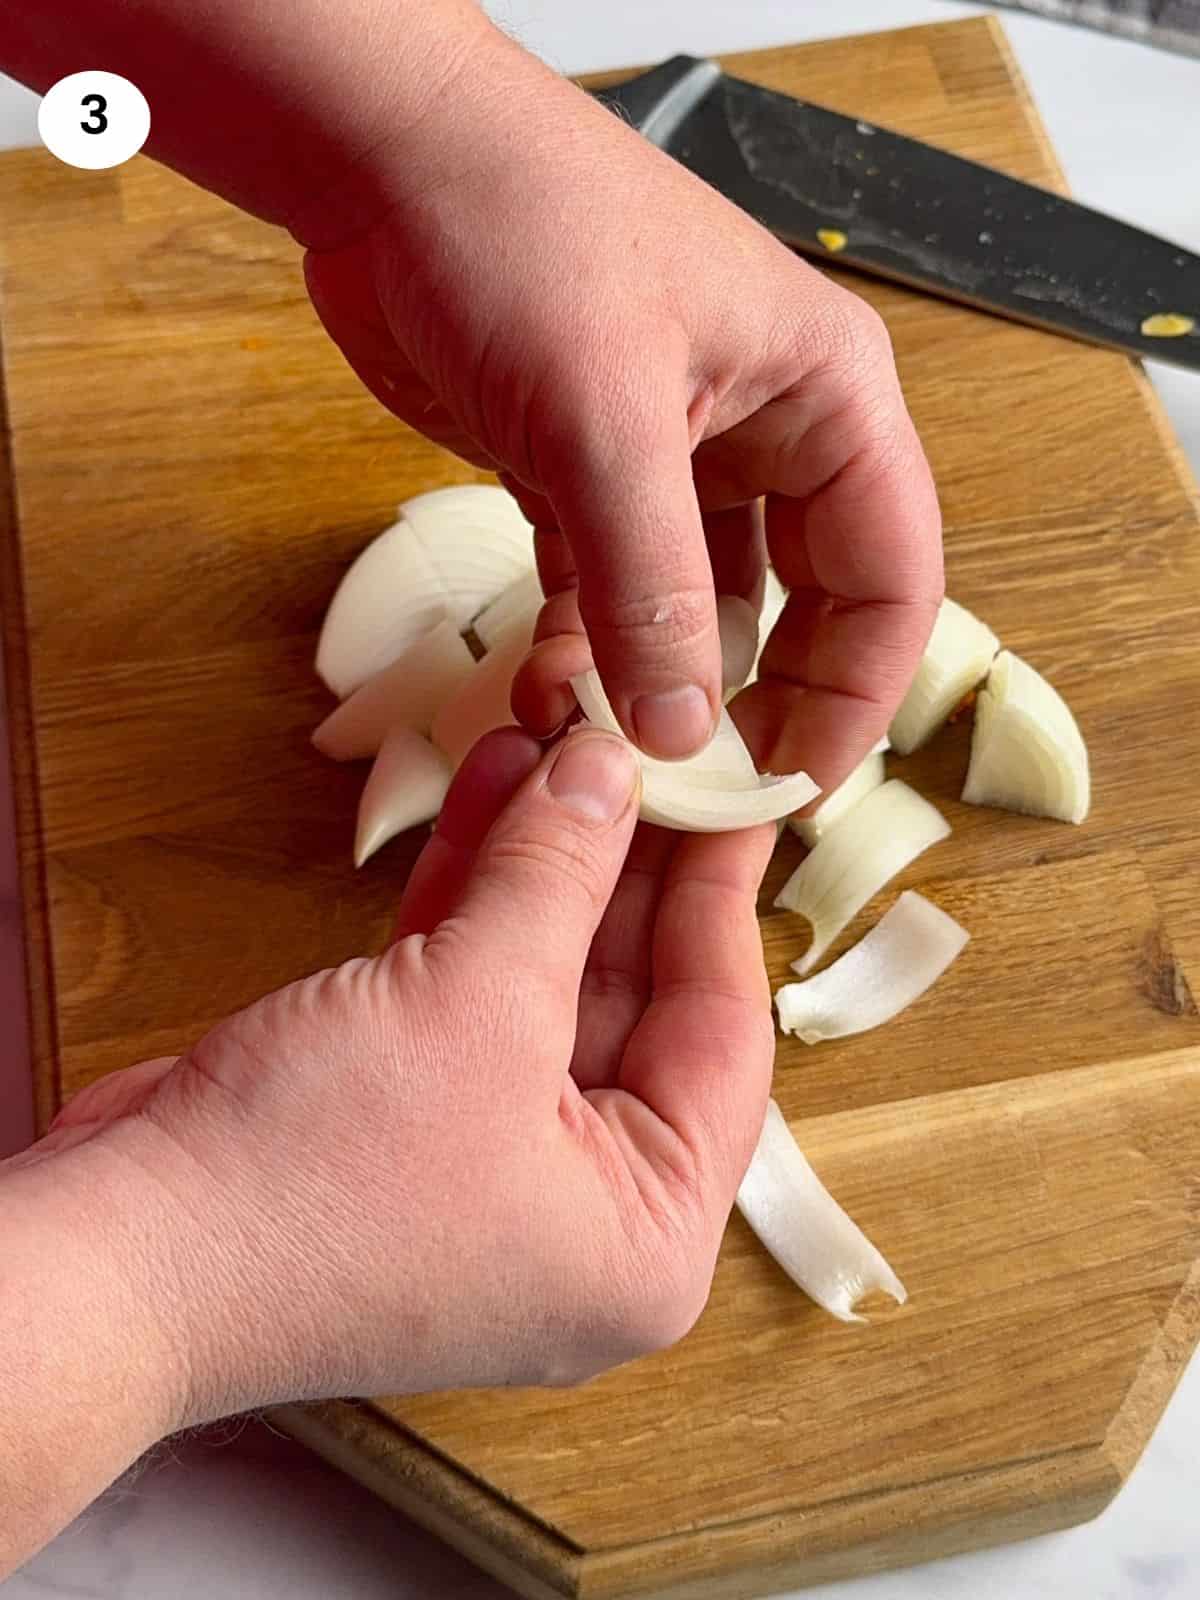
[1, 2, 1197, 1596]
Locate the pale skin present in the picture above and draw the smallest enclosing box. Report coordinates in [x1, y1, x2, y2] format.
[0, 0, 942, 1573]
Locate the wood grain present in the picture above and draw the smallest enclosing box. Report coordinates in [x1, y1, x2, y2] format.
[2, 15, 1199, 1599]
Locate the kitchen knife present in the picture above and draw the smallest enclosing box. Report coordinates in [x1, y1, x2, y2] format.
[591, 56, 1200, 373]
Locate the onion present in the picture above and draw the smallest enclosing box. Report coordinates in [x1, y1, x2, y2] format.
[789, 750, 885, 848]
[775, 780, 950, 973]
[717, 595, 760, 696]
[315, 522, 449, 698]
[889, 597, 999, 755]
[746, 566, 788, 684]
[399, 485, 535, 630]
[430, 626, 531, 768]
[313, 617, 476, 761]
[354, 728, 452, 867]
[473, 571, 543, 652]
[775, 890, 968, 1043]
[962, 649, 1090, 824]
[570, 670, 818, 833]
[737, 1099, 907, 1322]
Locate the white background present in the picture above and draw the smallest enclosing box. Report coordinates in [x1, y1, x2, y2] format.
[1, 3, 1198, 1598]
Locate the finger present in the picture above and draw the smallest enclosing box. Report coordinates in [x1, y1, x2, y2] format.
[428, 729, 640, 1003]
[570, 824, 675, 1090]
[49, 1055, 180, 1132]
[545, 401, 722, 760]
[510, 631, 592, 738]
[615, 825, 777, 1197]
[393, 726, 542, 940]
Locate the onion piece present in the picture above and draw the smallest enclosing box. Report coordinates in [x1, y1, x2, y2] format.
[889, 597, 999, 755]
[571, 669, 818, 833]
[775, 890, 968, 1043]
[315, 522, 449, 698]
[775, 780, 950, 973]
[789, 750, 885, 848]
[430, 625, 531, 768]
[962, 649, 1090, 824]
[473, 571, 543, 652]
[737, 1099, 907, 1322]
[400, 485, 535, 630]
[313, 617, 475, 761]
[718, 596, 760, 696]
[354, 728, 452, 867]
[746, 566, 788, 685]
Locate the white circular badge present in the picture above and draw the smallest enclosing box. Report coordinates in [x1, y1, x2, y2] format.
[38, 72, 150, 171]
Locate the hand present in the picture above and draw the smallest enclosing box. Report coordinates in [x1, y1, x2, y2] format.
[30, 728, 776, 1422]
[302, 23, 942, 785]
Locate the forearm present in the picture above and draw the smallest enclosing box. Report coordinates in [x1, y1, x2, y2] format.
[2, 0, 508, 248]
[0, 1137, 187, 1576]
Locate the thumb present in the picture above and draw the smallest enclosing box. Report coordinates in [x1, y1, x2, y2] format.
[549, 406, 722, 759]
[430, 729, 640, 997]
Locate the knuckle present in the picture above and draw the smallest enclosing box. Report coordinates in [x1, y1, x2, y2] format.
[583, 583, 715, 660]
[486, 827, 613, 913]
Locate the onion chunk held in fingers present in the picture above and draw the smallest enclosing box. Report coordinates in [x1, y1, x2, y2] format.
[775, 890, 968, 1043]
[355, 728, 453, 867]
[789, 749, 886, 848]
[889, 597, 999, 755]
[570, 670, 818, 833]
[737, 1100, 907, 1322]
[775, 780, 950, 973]
[313, 618, 475, 761]
[962, 650, 1090, 824]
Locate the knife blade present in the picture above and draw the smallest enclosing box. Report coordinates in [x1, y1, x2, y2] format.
[591, 56, 1200, 373]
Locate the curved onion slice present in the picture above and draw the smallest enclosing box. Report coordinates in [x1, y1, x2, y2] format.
[313, 618, 475, 761]
[962, 649, 1090, 824]
[775, 890, 968, 1043]
[315, 523, 448, 698]
[430, 626, 531, 768]
[747, 566, 788, 684]
[889, 597, 999, 755]
[473, 570, 543, 652]
[571, 670, 818, 832]
[775, 780, 950, 973]
[400, 485, 534, 629]
[789, 750, 885, 848]
[354, 728, 452, 867]
[718, 595, 760, 696]
[737, 1099, 907, 1322]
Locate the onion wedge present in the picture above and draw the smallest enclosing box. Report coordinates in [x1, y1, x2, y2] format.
[746, 566, 788, 685]
[775, 890, 968, 1043]
[718, 595, 760, 696]
[775, 780, 950, 973]
[315, 522, 449, 698]
[399, 485, 534, 629]
[354, 728, 452, 867]
[473, 571, 543, 652]
[737, 1099, 907, 1322]
[962, 649, 1090, 824]
[313, 617, 476, 761]
[570, 670, 818, 833]
[430, 626, 531, 768]
[789, 750, 885, 848]
[889, 597, 999, 755]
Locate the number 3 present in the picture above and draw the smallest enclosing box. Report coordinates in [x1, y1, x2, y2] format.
[80, 93, 108, 135]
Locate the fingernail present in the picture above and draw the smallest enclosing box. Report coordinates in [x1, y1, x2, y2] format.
[631, 685, 714, 759]
[547, 731, 639, 823]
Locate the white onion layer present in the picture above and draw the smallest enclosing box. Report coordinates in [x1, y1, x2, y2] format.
[430, 626, 531, 768]
[775, 780, 950, 973]
[717, 595, 760, 696]
[315, 523, 448, 698]
[889, 597, 999, 755]
[313, 617, 475, 761]
[775, 889, 968, 1043]
[737, 1099, 907, 1322]
[962, 650, 1090, 824]
[473, 570, 543, 652]
[354, 728, 452, 867]
[399, 485, 535, 630]
[571, 670, 818, 833]
[789, 751, 885, 848]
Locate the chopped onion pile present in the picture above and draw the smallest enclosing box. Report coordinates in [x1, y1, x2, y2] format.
[889, 597, 999, 755]
[570, 670, 818, 833]
[775, 890, 968, 1043]
[776, 780, 950, 974]
[737, 1100, 907, 1322]
[962, 649, 1090, 824]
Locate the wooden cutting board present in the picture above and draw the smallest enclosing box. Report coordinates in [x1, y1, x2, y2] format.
[3, 16, 1199, 1598]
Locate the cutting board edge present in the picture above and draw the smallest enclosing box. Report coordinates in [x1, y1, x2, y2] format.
[270, 1398, 1122, 1600]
